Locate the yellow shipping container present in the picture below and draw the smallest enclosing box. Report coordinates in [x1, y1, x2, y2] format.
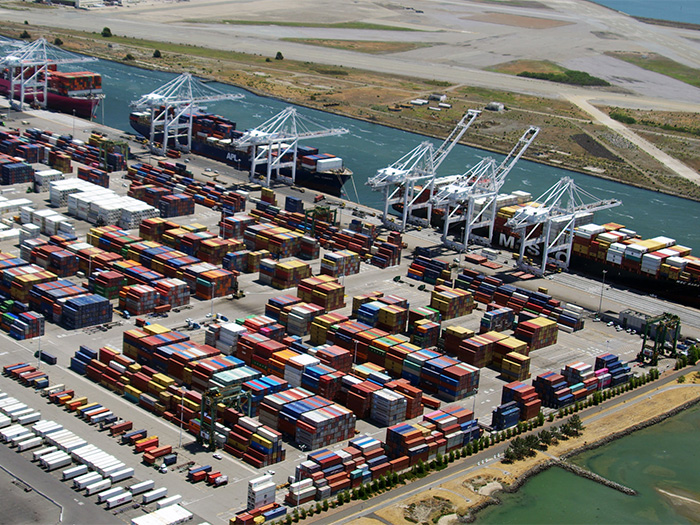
[125, 385, 142, 398]
[143, 323, 170, 335]
[153, 373, 175, 387]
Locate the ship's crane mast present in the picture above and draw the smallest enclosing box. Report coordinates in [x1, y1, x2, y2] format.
[0, 38, 99, 113]
[366, 109, 480, 232]
[232, 106, 349, 188]
[131, 73, 243, 156]
[506, 177, 621, 275]
[431, 126, 539, 250]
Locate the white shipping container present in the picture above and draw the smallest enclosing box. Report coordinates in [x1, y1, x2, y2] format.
[17, 436, 43, 452]
[85, 478, 112, 496]
[98, 487, 126, 503]
[74, 472, 103, 490]
[33, 446, 58, 461]
[129, 479, 155, 495]
[62, 464, 89, 481]
[156, 495, 182, 509]
[142, 487, 168, 504]
[106, 492, 133, 509]
[17, 412, 42, 426]
[45, 453, 72, 471]
[108, 467, 134, 483]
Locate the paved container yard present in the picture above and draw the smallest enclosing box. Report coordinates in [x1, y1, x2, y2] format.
[0, 103, 697, 524]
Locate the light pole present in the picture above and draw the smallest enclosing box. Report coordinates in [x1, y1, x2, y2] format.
[353, 340, 359, 365]
[598, 270, 607, 317]
[72, 109, 76, 137]
[179, 390, 184, 448]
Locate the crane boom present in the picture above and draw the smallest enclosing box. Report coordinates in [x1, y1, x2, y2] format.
[366, 109, 481, 231]
[232, 107, 348, 187]
[131, 73, 243, 156]
[507, 176, 622, 275]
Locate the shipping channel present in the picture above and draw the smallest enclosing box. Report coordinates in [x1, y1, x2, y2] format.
[476, 403, 700, 524]
[58, 58, 700, 254]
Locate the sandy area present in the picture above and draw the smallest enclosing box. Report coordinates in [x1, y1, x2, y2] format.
[465, 12, 572, 30]
[350, 378, 700, 525]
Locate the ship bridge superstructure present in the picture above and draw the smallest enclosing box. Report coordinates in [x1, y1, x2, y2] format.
[233, 106, 349, 188]
[366, 109, 480, 232]
[506, 176, 621, 275]
[131, 73, 243, 156]
[431, 126, 539, 250]
[0, 37, 99, 113]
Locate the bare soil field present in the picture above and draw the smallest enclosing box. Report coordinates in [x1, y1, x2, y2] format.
[465, 12, 572, 29]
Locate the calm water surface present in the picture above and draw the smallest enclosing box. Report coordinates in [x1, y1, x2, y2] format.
[478, 404, 700, 524]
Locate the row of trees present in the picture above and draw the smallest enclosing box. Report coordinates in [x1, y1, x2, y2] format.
[277, 369, 664, 522]
[503, 415, 584, 463]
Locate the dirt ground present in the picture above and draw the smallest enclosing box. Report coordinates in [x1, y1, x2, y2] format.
[465, 12, 573, 29]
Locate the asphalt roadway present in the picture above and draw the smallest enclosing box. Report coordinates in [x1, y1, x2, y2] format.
[310, 363, 700, 525]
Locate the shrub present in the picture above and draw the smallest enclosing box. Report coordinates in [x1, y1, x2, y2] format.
[101, 27, 112, 37]
[54, 37, 63, 46]
[153, 49, 162, 58]
[275, 51, 284, 60]
[20, 30, 31, 39]
[124, 54, 135, 61]
[609, 110, 636, 124]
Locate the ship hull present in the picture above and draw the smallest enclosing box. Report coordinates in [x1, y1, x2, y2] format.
[130, 119, 351, 197]
[489, 229, 700, 308]
[0, 79, 99, 119]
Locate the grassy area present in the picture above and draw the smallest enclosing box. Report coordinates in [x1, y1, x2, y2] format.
[489, 59, 565, 75]
[280, 38, 430, 54]
[193, 20, 419, 31]
[517, 69, 610, 87]
[607, 51, 700, 89]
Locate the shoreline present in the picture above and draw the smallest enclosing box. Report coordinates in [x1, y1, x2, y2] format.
[462, 393, 700, 523]
[94, 55, 700, 204]
[1, 24, 699, 203]
[330, 372, 700, 525]
[583, 0, 700, 31]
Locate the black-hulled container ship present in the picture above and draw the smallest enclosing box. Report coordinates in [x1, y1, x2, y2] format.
[483, 193, 700, 307]
[129, 111, 352, 197]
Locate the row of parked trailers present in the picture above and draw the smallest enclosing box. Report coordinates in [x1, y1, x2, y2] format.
[0, 372, 178, 514]
[2, 369, 195, 520]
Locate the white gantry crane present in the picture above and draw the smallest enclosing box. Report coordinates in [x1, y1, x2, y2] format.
[0, 37, 100, 113]
[506, 176, 621, 275]
[233, 106, 348, 188]
[431, 126, 539, 251]
[131, 73, 243, 156]
[366, 109, 481, 232]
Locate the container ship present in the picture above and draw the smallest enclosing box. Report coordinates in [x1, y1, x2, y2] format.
[398, 187, 699, 306]
[129, 111, 352, 197]
[1, 66, 103, 119]
[482, 192, 700, 307]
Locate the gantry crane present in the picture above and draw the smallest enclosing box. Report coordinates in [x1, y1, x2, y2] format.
[366, 109, 480, 232]
[506, 177, 621, 275]
[431, 126, 539, 250]
[131, 73, 243, 156]
[0, 38, 101, 114]
[199, 384, 252, 451]
[232, 106, 349, 188]
[640, 313, 681, 364]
